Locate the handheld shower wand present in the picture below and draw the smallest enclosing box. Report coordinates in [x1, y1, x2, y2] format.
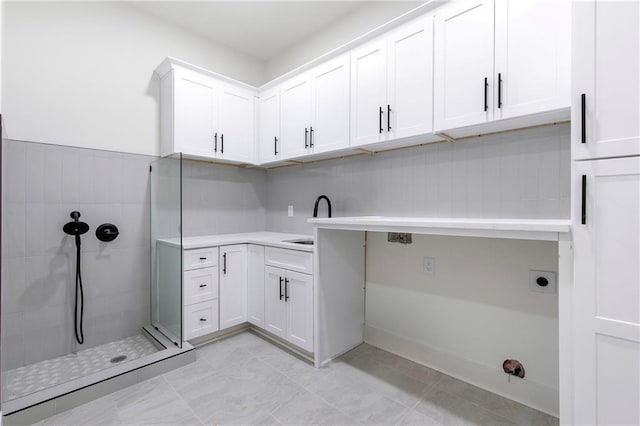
[63, 211, 89, 345]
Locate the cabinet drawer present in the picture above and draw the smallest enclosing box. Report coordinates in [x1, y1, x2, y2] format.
[265, 247, 313, 274]
[184, 267, 218, 305]
[184, 247, 218, 270]
[184, 300, 219, 340]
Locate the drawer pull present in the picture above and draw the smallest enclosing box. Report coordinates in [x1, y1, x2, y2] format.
[199, 283, 207, 288]
[199, 318, 207, 322]
[199, 257, 207, 261]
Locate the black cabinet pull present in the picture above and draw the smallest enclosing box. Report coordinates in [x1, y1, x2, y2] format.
[304, 128, 309, 148]
[310, 126, 314, 147]
[199, 318, 207, 322]
[223, 253, 227, 274]
[199, 283, 207, 288]
[214, 132, 218, 152]
[199, 257, 207, 260]
[581, 93, 586, 144]
[581, 174, 587, 225]
[274, 136, 278, 155]
[498, 73, 502, 109]
[387, 105, 392, 132]
[379, 106, 383, 133]
[484, 77, 488, 112]
[279, 276, 284, 300]
[284, 278, 290, 301]
[221, 134, 224, 153]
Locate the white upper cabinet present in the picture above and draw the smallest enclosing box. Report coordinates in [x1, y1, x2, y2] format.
[387, 14, 434, 140]
[351, 14, 434, 148]
[310, 55, 351, 155]
[258, 88, 281, 164]
[156, 59, 256, 164]
[350, 38, 388, 147]
[434, 0, 570, 133]
[434, 0, 494, 131]
[494, 0, 570, 120]
[169, 69, 219, 158]
[280, 73, 312, 159]
[217, 85, 255, 163]
[572, 0, 640, 160]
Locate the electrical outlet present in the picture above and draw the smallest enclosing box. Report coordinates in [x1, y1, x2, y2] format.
[423, 257, 435, 275]
[287, 205, 294, 217]
[529, 270, 556, 294]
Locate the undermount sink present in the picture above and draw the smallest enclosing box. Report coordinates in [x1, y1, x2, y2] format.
[284, 239, 314, 245]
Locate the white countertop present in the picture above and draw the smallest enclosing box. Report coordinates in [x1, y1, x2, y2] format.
[308, 216, 571, 241]
[156, 232, 314, 251]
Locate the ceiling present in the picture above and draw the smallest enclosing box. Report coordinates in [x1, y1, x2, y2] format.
[130, 1, 368, 61]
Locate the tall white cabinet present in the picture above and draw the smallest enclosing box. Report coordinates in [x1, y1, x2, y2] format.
[219, 245, 248, 330]
[571, 1, 640, 425]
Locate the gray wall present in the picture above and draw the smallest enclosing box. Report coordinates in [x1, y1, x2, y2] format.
[1, 140, 154, 371]
[266, 123, 570, 235]
[181, 160, 267, 237]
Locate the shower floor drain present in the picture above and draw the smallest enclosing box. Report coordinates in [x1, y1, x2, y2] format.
[110, 355, 127, 363]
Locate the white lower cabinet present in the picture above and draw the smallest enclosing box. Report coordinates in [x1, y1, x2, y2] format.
[219, 244, 248, 330]
[264, 265, 314, 352]
[182, 247, 220, 340]
[184, 300, 219, 340]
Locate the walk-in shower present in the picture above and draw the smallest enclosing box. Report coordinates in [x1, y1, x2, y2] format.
[1, 141, 191, 418]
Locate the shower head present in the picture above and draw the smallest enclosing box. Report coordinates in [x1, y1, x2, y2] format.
[63, 211, 89, 236]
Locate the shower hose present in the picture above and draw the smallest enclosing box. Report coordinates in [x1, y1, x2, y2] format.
[74, 234, 85, 345]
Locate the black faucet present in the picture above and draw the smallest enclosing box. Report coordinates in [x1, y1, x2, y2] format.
[313, 195, 332, 218]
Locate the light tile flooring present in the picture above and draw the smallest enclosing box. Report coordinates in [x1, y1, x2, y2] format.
[32, 332, 558, 425]
[5, 335, 158, 401]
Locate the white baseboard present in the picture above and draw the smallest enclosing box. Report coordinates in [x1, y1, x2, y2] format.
[364, 323, 559, 417]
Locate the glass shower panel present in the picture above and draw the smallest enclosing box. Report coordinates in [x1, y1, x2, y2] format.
[150, 153, 183, 346]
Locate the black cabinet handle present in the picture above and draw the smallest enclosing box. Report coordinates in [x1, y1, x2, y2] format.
[214, 132, 218, 152]
[221, 134, 224, 153]
[581, 93, 586, 144]
[199, 283, 207, 288]
[379, 106, 383, 133]
[199, 257, 207, 260]
[484, 77, 488, 112]
[387, 105, 392, 132]
[200, 318, 207, 322]
[223, 253, 227, 274]
[274, 136, 278, 155]
[498, 73, 502, 109]
[284, 278, 290, 301]
[279, 276, 284, 300]
[581, 174, 587, 225]
[310, 126, 314, 147]
[304, 128, 309, 148]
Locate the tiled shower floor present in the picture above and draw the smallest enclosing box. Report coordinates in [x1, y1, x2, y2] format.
[4, 334, 158, 401]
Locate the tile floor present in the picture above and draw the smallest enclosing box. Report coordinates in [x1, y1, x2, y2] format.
[5, 335, 158, 401]
[31, 332, 558, 425]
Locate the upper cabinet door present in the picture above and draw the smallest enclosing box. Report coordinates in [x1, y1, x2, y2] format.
[280, 74, 312, 159]
[387, 14, 434, 140]
[494, 0, 570, 120]
[573, 0, 640, 160]
[350, 38, 388, 147]
[310, 54, 351, 154]
[258, 88, 281, 164]
[218, 85, 255, 163]
[173, 69, 219, 157]
[434, 0, 494, 132]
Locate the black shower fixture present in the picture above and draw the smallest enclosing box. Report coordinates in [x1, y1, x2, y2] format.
[96, 223, 119, 242]
[62, 211, 89, 237]
[62, 211, 89, 345]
